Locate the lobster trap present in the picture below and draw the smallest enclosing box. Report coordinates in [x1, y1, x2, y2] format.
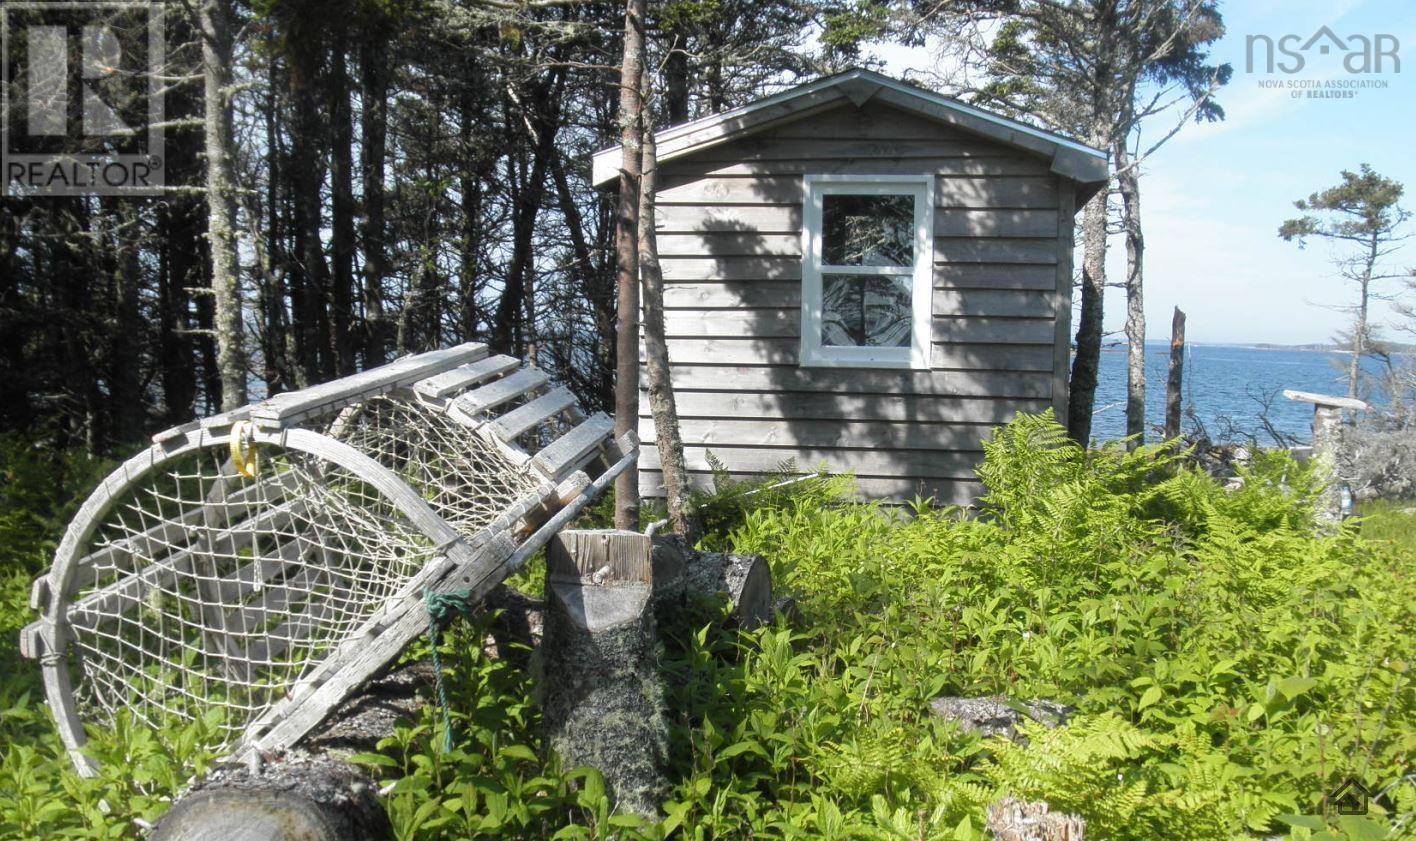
[20, 344, 636, 775]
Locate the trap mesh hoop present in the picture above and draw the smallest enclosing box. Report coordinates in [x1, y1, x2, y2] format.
[21, 344, 635, 775]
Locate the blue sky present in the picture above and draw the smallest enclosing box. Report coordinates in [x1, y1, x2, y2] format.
[877, 0, 1416, 344]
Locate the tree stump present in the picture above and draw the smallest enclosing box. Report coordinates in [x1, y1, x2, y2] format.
[986, 797, 1085, 841]
[151, 755, 390, 841]
[541, 529, 668, 818]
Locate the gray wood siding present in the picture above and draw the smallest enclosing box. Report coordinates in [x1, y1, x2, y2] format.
[640, 100, 1074, 502]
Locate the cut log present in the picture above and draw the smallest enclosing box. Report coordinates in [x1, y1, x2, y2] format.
[683, 550, 774, 630]
[540, 529, 667, 818]
[150, 755, 391, 841]
[929, 696, 1070, 743]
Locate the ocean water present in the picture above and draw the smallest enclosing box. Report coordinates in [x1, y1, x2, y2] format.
[1088, 342, 1398, 445]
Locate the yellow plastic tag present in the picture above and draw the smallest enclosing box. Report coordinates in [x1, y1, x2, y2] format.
[229, 420, 259, 478]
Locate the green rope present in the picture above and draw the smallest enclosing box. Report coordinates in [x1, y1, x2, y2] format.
[423, 587, 476, 753]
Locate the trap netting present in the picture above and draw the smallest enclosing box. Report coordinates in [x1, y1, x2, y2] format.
[330, 395, 541, 536]
[22, 343, 635, 775]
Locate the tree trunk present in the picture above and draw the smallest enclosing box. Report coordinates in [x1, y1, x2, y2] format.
[493, 131, 554, 353]
[0, 200, 31, 428]
[328, 38, 357, 376]
[493, 139, 526, 352]
[1349, 237, 1377, 399]
[551, 148, 595, 295]
[1164, 307, 1185, 440]
[663, 32, 689, 124]
[613, 0, 646, 530]
[157, 193, 199, 426]
[550, 147, 615, 409]
[705, 61, 726, 113]
[457, 88, 485, 343]
[638, 97, 692, 537]
[1067, 189, 1107, 444]
[358, 35, 390, 368]
[197, 0, 245, 411]
[491, 70, 564, 356]
[261, 61, 295, 393]
[109, 200, 145, 442]
[288, 39, 330, 384]
[156, 10, 202, 426]
[193, 270, 221, 415]
[1115, 139, 1145, 447]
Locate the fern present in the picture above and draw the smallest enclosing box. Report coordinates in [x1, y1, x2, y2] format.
[4, 414, 1412, 839]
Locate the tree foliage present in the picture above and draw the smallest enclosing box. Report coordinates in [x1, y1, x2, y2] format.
[901, 0, 1231, 446]
[1280, 165, 1410, 248]
[1280, 165, 1411, 400]
[0, 0, 841, 459]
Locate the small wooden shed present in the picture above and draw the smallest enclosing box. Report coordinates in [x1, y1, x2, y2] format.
[592, 69, 1107, 504]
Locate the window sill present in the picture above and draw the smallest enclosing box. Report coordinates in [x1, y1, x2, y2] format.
[799, 354, 928, 371]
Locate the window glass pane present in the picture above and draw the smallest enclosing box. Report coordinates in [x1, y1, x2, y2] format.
[822, 194, 914, 266]
[821, 275, 912, 348]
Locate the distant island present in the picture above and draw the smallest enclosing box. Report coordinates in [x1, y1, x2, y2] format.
[1113, 340, 1416, 353]
[1248, 341, 1416, 353]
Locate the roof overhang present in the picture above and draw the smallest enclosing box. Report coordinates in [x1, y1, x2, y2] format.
[591, 68, 1109, 202]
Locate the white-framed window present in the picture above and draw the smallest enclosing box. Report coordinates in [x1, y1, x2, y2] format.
[800, 174, 933, 369]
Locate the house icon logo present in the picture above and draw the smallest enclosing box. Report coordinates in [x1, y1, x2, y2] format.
[1329, 778, 1372, 816]
[1302, 26, 1346, 56]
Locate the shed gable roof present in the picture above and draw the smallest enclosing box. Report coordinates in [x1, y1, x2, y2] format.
[591, 69, 1109, 192]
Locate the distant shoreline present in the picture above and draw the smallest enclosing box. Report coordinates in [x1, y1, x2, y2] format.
[1104, 341, 1416, 353]
[1243, 342, 1416, 353]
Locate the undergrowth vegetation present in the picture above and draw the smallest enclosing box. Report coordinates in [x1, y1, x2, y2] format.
[1, 414, 1412, 838]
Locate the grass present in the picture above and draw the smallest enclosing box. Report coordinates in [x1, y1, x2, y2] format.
[1358, 499, 1416, 551]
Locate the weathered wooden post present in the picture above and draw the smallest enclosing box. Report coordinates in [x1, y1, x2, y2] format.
[1282, 390, 1368, 523]
[541, 529, 667, 818]
[1164, 307, 1186, 440]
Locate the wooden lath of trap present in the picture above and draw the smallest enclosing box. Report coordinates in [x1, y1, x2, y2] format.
[20, 343, 636, 775]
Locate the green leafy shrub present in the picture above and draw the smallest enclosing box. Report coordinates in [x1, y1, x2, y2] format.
[1, 413, 1410, 839]
[687, 451, 854, 550]
[0, 434, 118, 576]
[709, 412, 1411, 839]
